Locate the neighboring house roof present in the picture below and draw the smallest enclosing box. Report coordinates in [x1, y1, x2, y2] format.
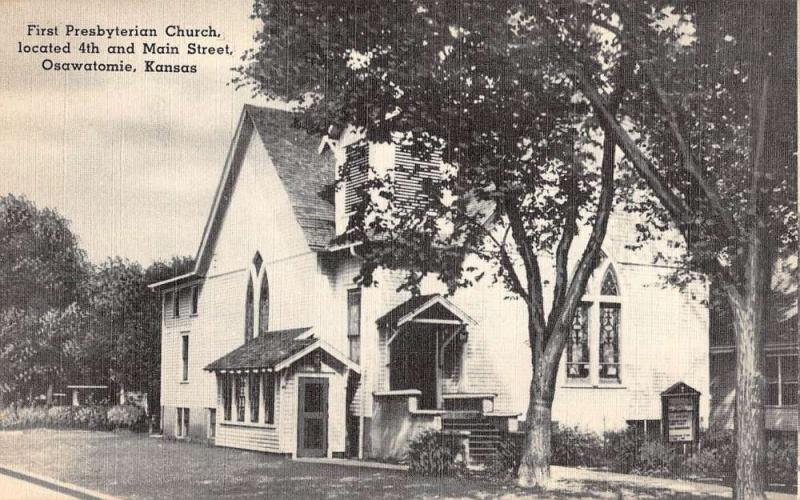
[376, 293, 477, 329]
[204, 327, 360, 373]
[150, 105, 335, 291]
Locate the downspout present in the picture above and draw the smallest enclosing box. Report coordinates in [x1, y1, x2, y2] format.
[350, 242, 366, 460]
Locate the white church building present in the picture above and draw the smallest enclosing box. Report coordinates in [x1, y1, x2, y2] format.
[149, 105, 709, 462]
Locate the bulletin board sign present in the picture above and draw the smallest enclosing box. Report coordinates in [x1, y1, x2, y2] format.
[661, 382, 701, 446]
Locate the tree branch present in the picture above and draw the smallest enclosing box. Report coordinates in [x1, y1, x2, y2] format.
[450, 202, 532, 304]
[504, 195, 547, 337]
[608, 0, 738, 242]
[543, 116, 617, 370]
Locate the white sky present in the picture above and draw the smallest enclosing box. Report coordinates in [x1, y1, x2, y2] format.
[0, 0, 269, 265]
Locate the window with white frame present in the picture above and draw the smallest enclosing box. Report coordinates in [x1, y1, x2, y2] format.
[181, 335, 189, 382]
[249, 372, 260, 422]
[565, 263, 622, 384]
[222, 376, 232, 421]
[191, 286, 199, 315]
[245, 252, 270, 342]
[347, 289, 361, 363]
[235, 374, 247, 422]
[767, 353, 798, 407]
[219, 372, 276, 425]
[566, 303, 590, 378]
[207, 408, 216, 439]
[163, 292, 172, 322]
[176, 407, 189, 438]
[264, 372, 276, 424]
[173, 289, 180, 318]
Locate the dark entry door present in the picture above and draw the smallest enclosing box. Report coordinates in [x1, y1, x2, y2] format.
[297, 377, 328, 457]
[390, 329, 437, 409]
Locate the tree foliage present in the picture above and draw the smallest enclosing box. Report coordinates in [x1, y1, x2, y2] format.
[0, 193, 193, 407]
[0, 194, 89, 311]
[237, 0, 633, 486]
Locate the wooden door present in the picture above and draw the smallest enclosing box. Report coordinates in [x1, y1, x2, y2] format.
[297, 377, 328, 457]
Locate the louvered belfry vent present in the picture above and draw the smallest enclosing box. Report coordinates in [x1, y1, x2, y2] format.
[344, 141, 369, 214]
[394, 145, 441, 214]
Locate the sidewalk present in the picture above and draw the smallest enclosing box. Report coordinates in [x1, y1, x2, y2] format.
[551, 466, 795, 499]
[293, 458, 796, 499]
[0, 465, 118, 500]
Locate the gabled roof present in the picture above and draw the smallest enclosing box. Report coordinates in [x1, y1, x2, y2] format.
[204, 327, 360, 373]
[376, 293, 477, 329]
[150, 105, 335, 291]
[246, 105, 335, 250]
[661, 381, 701, 396]
[205, 327, 314, 371]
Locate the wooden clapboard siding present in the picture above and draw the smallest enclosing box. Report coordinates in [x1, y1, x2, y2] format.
[216, 424, 281, 453]
[161, 124, 333, 414]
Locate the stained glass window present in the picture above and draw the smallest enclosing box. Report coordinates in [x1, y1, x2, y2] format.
[567, 304, 590, 379]
[601, 269, 619, 295]
[599, 304, 620, 380]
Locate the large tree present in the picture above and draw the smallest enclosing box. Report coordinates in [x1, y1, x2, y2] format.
[0, 194, 90, 403]
[237, 0, 642, 486]
[82, 256, 194, 411]
[524, 1, 796, 497]
[0, 194, 89, 312]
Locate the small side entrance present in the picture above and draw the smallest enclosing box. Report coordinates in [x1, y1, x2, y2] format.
[297, 377, 328, 457]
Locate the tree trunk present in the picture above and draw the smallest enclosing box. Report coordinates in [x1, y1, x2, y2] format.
[517, 396, 553, 488]
[730, 296, 767, 499]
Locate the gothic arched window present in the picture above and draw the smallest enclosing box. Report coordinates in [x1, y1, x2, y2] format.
[258, 273, 270, 336]
[252, 252, 263, 275]
[245, 275, 254, 342]
[601, 268, 619, 295]
[565, 262, 622, 383]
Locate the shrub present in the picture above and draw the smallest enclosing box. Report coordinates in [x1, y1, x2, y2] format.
[767, 436, 797, 486]
[73, 405, 108, 429]
[632, 440, 678, 477]
[0, 404, 112, 430]
[682, 429, 736, 481]
[46, 406, 74, 427]
[107, 405, 145, 430]
[487, 433, 523, 480]
[604, 426, 645, 473]
[551, 423, 604, 467]
[406, 430, 466, 477]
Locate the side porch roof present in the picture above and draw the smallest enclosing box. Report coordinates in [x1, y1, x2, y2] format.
[204, 327, 359, 374]
[376, 294, 477, 330]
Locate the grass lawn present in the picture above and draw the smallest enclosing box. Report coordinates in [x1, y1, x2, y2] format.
[0, 429, 728, 499]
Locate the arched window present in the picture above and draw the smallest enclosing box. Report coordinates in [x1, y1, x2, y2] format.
[252, 252, 263, 275]
[258, 273, 270, 336]
[565, 262, 622, 383]
[245, 275, 254, 342]
[601, 268, 619, 296]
